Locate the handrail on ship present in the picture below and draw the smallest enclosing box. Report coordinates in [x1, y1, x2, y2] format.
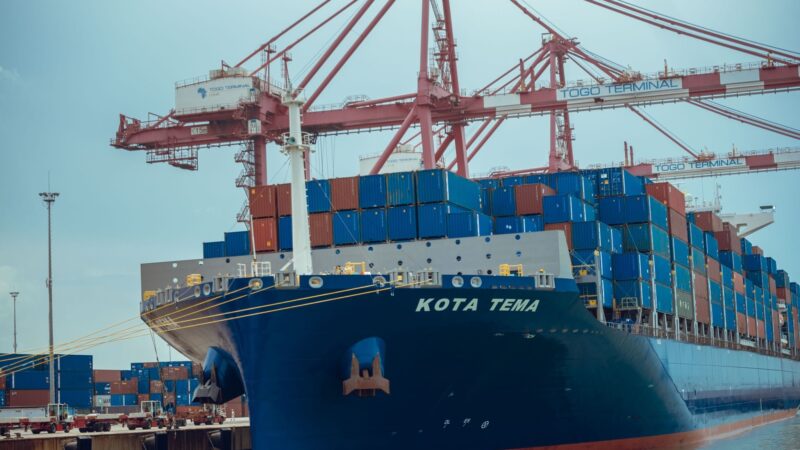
[605, 322, 800, 361]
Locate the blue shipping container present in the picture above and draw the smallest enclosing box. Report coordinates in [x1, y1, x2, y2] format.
[655, 282, 674, 314]
[500, 176, 525, 187]
[417, 203, 464, 239]
[57, 355, 92, 372]
[692, 247, 706, 274]
[387, 206, 417, 241]
[670, 237, 690, 268]
[478, 179, 501, 189]
[614, 280, 652, 308]
[624, 195, 669, 230]
[416, 169, 481, 211]
[743, 254, 767, 272]
[736, 292, 746, 313]
[741, 238, 753, 255]
[58, 371, 93, 390]
[584, 203, 597, 221]
[523, 174, 552, 187]
[712, 302, 724, 327]
[653, 255, 672, 285]
[704, 232, 719, 260]
[722, 266, 733, 289]
[12, 370, 49, 389]
[719, 251, 742, 273]
[571, 221, 613, 252]
[674, 264, 692, 292]
[724, 306, 736, 330]
[572, 250, 612, 279]
[480, 188, 492, 216]
[710, 280, 723, 304]
[776, 270, 790, 288]
[59, 389, 92, 408]
[278, 216, 293, 250]
[543, 194, 584, 224]
[203, 241, 225, 259]
[598, 197, 626, 225]
[723, 286, 735, 310]
[120, 370, 134, 381]
[224, 231, 250, 257]
[578, 279, 614, 308]
[332, 211, 361, 245]
[617, 224, 670, 258]
[110, 394, 138, 406]
[386, 172, 416, 206]
[610, 227, 623, 254]
[595, 168, 644, 198]
[766, 257, 778, 275]
[552, 172, 595, 202]
[612, 252, 651, 281]
[359, 175, 387, 209]
[306, 179, 332, 213]
[137, 377, 150, 394]
[490, 187, 516, 217]
[688, 223, 704, 250]
[494, 215, 543, 234]
[361, 209, 388, 243]
[95, 382, 111, 394]
[446, 212, 492, 238]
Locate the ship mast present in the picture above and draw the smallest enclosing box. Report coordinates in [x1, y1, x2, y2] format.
[282, 86, 314, 275]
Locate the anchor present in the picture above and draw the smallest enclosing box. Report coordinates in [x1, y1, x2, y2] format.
[343, 353, 390, 397]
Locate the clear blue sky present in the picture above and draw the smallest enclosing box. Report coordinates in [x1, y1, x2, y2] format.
[0, 0, 798, 369]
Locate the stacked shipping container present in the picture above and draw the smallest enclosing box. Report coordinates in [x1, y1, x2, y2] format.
[0, 354, 93, 409]
[95, 361, 201, 410]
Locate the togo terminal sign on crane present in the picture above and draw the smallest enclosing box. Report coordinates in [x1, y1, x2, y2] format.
[111, 0, 800, 223]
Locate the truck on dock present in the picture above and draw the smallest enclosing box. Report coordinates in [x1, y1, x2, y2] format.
[28, 404, 72, 434]
[126, 400, 172, 430]
[73, 412, 127, 432]
[188, 404, 226, 426]
[0, 417, 29, 436]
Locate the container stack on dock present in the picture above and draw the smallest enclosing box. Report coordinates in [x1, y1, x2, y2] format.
[194, 167, 799, 355]
[93, 361, 201, 412]
[0, 354, 93, 409]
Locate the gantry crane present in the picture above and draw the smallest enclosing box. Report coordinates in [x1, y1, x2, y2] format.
[111, 0, 800, 224]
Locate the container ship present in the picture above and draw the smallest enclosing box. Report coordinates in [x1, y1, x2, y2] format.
[138, 161, 800, 449]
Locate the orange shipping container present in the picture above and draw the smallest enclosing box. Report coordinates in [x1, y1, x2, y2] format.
[138, 394, 150, 403]
[0, 375, 5, 390]
[544, 223, 573, 249]
[751, 246, 763, 255]
[93, 369, 122, 383]
[747, 317, 757, 338]
[192, 363, 202, 378]
[249, 185, 278, 218]
[768, 277, 776, 295]
[777, 287, 789, 300]
[646, 182, 686, 215]
[150, 380, 164, 394]
[276, 183, 292, 217]
[692, 211, 723, 233]
[715, 224, 740, 255]
[253, 217, 278, 253]
[329, 177, 360, 211]
[110, 379, 138, 394]
[667, 209, 688, 241]
[161, 367, 189, 381]
[309, 213, 333, 248]
[694, 274, 709, 300]
[8, 390, 49, 407]
[143, 362, 158, 369]
[757, 319, 765, 338]
[706, 259, 721, 282]
[695, 297, 710, 324]
[736, 312, 747, 335]
[514, 183, 555, 216]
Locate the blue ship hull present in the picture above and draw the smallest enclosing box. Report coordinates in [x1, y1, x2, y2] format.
[147, 275, 800, 449]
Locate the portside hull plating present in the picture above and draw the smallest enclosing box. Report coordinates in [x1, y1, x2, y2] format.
[148, 277, 800, 449]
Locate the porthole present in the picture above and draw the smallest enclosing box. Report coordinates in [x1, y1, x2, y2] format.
[426, 258, 432, 264]
[249, 278, 264, 290]
[516, 251, 522, 257]
[396, 244, 403, 250]
[426, 242, 432, 247]
[373, 276, 387, 287]
[369, 262, 375, 268]
[487, 269, 493, 275]
[452, 276, 464, 288]
[335, 249, 341, 255]
[456, 256, 462, 262]
[309, 276, 324, 289]
[225, 258, 231, 263]
[484, 237, 491, 243]
[514, 235, 521, 241]
[457, 271, 463, 276]
[398, 260, 403, 266]
[368, 246, 374, 252]
[193, 286, 201, 298]
[455, 239, 461, 245]
[485, 253, 491, 259]
[279, 254, 285, 259]
[202, 284, 212, 296]
[470, 277, 483, 288]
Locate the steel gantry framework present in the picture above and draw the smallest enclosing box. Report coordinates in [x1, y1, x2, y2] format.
[112, 0, 800, 196]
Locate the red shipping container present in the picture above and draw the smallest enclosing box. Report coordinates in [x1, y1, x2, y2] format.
[777, 287, 788, 300]
[329, 176, 360, 211]
[253, 217, 278, 253]
[150, 380, 163, 394]
[695, 297, 710, 324]
[751, 246, 763, 255]
[667, 209, 688, 241]
[93, 369, 121, 383]
[143, 362, 158, 369]
[0, 375, 5, 390]
[768, 277, 776, 295]
[276, 183, 292, 217]
[544, 223, 573, 249]
[694, 274, 709, 299]
[192, 363, 202, 378]
[138, 394, 150, 403]
[706, 259, 721, 282]
[646, 182, 686, 215]
[734, 273, 745, 294]
[736, 312, 747, 334]
[747, 317, 757, 337]
[309, 213, 333, 248]
[757, 319, 765, 338]
[8, 389, 50, 407]
[715, 225, 740, 255]
[514, 183, 555, 216]
[249, 185, 278, 218]
[162, 367, 189, 381]
[692, 211, 723, 233]
[111, 379, 138, 394]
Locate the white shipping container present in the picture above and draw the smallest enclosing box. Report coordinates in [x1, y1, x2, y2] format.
[94, 395, 111, 407]
[175, 76, 257, 115]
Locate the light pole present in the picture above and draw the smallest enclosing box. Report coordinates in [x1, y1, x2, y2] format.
[9, 292, 19, 353]
[40, 191, 59, 404]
